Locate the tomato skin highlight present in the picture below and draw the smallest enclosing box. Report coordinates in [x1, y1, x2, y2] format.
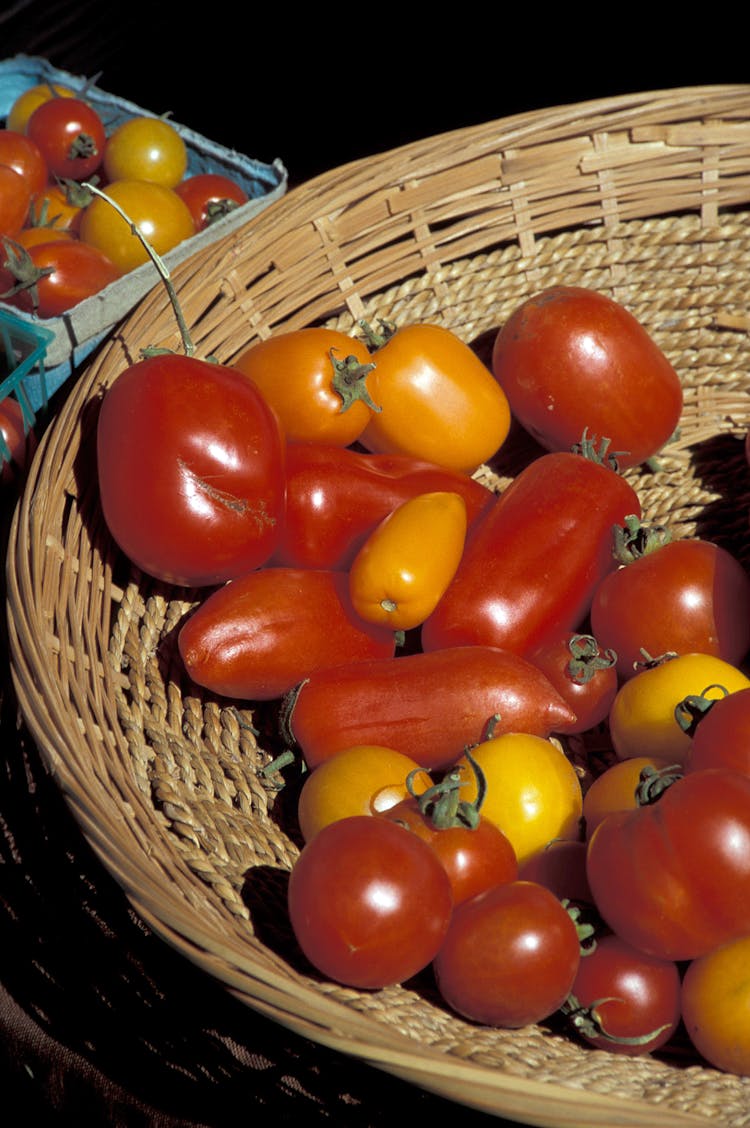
[433, 880, 581, 1027]
[96, 354, 286, 587]
[272, 442, 492, 571]
[281, 645, 578, 772]
[178, 568, 396, 700]
[491, 285, 683, 469]
[287, 815, 454, 989]
[103, 116, 188, 187]
[586, 768, 750, 961]
[421, 449, 641, 658]
[0, 165, 32, 236]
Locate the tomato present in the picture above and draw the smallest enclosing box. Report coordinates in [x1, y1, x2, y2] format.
[175, 172, 248, 230]
[518, 840, 592, 906]
[178, 567, 396, 700]
[232, 328, 377, 446]
[287, 815, 453, 989]
[453, 731, 583, 866]
[491, 286, 683, 470]
[78, 179, 195, 272]
[682, 934, 750, 1075]
[608, 653, 750, 764]
[590, 519, 750, 680]
[96, 353, 285, 586]
[280, 645, 577, 772]
[564, 933, 681, 1055]
[297, 745, 432, 842]
[421, 444, 641, 658]
[13, 226, 74, 251]
[28, 180, 88, 234]
[272, 442, 492, 571]
[529, 632, 618, 733]
[582, 756, 672, 839]
[357, 322, 512, 473]
[0, 130, 47, 196]
[685, 686, 750, 776]
[0, 164, 32, 237]
[0, 396, 36, 485]
[26, 97, 106, 181]
[103, 116, 187, 187]
[586, 768, 750, 961]
[1, 238, 121, 317]
[348, 491, 467, 631]
[433, 880, 582, 1027]
[6, 82, 76, 133]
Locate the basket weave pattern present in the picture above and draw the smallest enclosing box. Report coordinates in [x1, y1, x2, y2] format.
[8, 87, 750, 1127]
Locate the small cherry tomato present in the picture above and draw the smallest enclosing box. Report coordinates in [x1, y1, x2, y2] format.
[7, 82, 76, 133]
[175, 172, 248, 230]
[433, 880, 582, 1027]
[232, 328, 377, 446]
[26, 97, 106, 180]
[79, 180, 195, 272]
[103, 116, 188, 187]
[348, 491, 467, 631]
[28, 180, 89, 234]
[287, 815, 453, 989]
[358, 322, 512, 473]
[682, 934, 750, 1075]
[297, 745, 431, 842]
[530, 632, 618, 733]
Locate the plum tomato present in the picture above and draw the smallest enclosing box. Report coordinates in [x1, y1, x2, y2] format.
[1, 238, 121, 317]
[682, 934, 750, 1075]
[175, 172, 249, 230]
[287, 815, 453, 989]
[79, 179, 195, 272]
[103, 116, 188, 187]
[25, 96, 106, 180]
[433, 880, 582, 1027]
[491, 285, 683, 469]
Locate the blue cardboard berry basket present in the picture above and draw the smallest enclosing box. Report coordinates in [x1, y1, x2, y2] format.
[0, 54, 287, 401]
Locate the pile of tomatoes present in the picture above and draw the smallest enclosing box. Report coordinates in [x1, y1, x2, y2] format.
[0, 78, 249, 319]
[93, 278, 750, 1075]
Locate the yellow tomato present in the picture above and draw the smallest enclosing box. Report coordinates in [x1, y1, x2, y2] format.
[297, 744, 431, 842]
[103, 116, 188, 188]
[609, 653, 750, 765]
[582, 755, 672, 839]
[79, 179, 195, 272]
[348, 491, 468, 631]
[9, 82, 76, 133]
[454, 732, 583, 865]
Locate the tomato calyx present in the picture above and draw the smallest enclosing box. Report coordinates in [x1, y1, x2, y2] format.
[562, 900, 597, 954]
[561, 992, 674, 1048]
[357, 317, 397, 350]
[633, 647, 679, 673]
[634, 763, 684, 806]
[570, 427, 628, 472]
[401, 747, 488, 831]
[674, 684, 730, 736]
[0, 238, 52, 309]
[566, 633, 617, 685]
[612, 513, 672, 565]
[328, 348, 380, 414]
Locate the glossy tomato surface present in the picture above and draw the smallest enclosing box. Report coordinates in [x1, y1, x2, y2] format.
[2, 239, 121, 317]
[103, 116, 188, 187]
[491, 286, 683, 469]
[529, 632, 618, 733]
[0, 129, 47, 196]
[682, 934, 750, 1075]
[26, 96, 106, 180]
[0, 165, 32, 236]
[96, 354, 286, 586]
[79, 179, 195, 271]
[686, 687, 750, 776]
[175, 172, 248, 230]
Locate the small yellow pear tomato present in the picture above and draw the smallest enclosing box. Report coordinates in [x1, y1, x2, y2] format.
[297, 744, 431, 842]
[454, 731, 583, 866]
[609, 653, 750, 765]
[348, 491, 468, 631]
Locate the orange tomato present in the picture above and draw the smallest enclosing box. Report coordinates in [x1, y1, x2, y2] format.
[8, 82, 76, 133]
[582, 756, 671, 840]
[78, 180, 194, 272]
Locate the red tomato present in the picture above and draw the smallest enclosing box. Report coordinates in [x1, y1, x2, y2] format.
[529, 632, 618, 733]
[0, 396, 36, 485]
[491, 286, 683, 469]
[0, 164, 32, 236]
[590, 527, 750, 680]
[0, 130, 47, 196]
[564, 933, 681, 1055]
[175, 172, 249, 230]
[273, 442, 492, 570]
[1, 238, 121, 317]
[586, 768, 750, 961]
[433, 880, 582, 1027]
[518, 840, 592, 906]
[25, 97, 106, 180]
[178, 568, 396, 700]
[96, 354, 286, 586]
[421, 446, 641, 658]
[287, 815, 453, 989]
[280, 645, 577, 772]
[232, 328, 377, 446]
[685, 686, 750, 776]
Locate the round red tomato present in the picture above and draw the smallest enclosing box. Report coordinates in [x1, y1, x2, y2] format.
[1, 238, 121, 317]
[175, 172, 248, 230]
[433, 880, 582, 1027]
[0, 164, 32, 237]
[287, 815, 453, 988]
[0, 130, 47, 196]
[529, 631, 618, 732]
[685, 686, 750, 776]
[25, 97, 106, 180]
[96, 354, 286, 586]
[491, 286, 683, 469]
[0, 396, 36, 485]
[564, 933, 681, 1055]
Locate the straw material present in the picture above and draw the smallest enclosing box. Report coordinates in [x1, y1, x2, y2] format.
[7, 85, 750, 1127]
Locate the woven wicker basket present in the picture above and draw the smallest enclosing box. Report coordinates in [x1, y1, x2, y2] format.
[8, 86, 750, 1127]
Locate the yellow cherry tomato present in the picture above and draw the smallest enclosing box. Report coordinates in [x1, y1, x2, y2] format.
[103, 116, 188, 188]
[297, 744, 431, 842]
[79, 179, 195, 272]
[682, 934, 750, 1075]
[454, 732, 583, 866]
[9, 82, 76, 133]
[348, 491, 468, 631]
[609, 653, 750, 765]
[582, 755, 671, 840]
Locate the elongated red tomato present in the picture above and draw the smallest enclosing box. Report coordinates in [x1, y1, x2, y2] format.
[421, 445, 641, 657]
[97, 354, 285, 586]
[272, 442, 493, 570]
[491, 286, 683, 469]
[280, 645, 577, 771]
[178, 568, 396, 700]
[1, 238, 121, 316]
